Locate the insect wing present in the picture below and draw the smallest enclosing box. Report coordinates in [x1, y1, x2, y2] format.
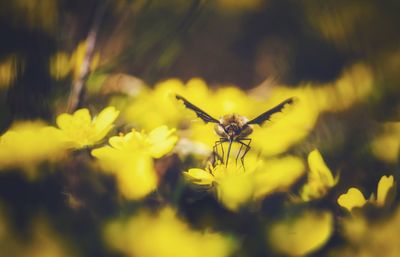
[176, 94, 220, 124]
[246, 97, 294, 125]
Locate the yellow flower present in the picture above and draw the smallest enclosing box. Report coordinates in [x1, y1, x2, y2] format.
[376, 175, 395, 206]
[320, 64, 373, 112]
[123, 78, 210, 130]
[0, 54, 18, 88]
[104, 207, 236, 257]
[185, 162, 255, 211]
[337, 188, 367, 212]
[184, 154, 305, 211]
[337, 206, 400, 257]
[253, 156, 305, 199]
[49, 40, 101, 81]
[103, 151, 157, 200]
[124, 64, 372, 158]
[106, 125, 177, 158]
[91, 126, 177, 200]
[215, 165, 255, 211]
[123, 78, 262, 153]
[49, 51, 70, 80]
[216, 0, 264, 12]
[0, 121, 67, 179]
[337, 175, 396, 212]
[250, 87, 320, 157]
[70, 40, 100, 81]
[0, 205, 74, 257]
[250, 64, 372, 157]
[55, 106, 119, 149]
[371, 122, 400, 164]
[300, 149, 338, 201]
[267, 210, 333, 257]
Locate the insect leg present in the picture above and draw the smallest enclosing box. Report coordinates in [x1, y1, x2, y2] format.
[238, 138, 252, 168]
[236, 142, 244, 165]
[213, 138, 227, 163]
[213, 140, 223, 163]
[226, 140, 233, 166]
[219, 138, 226, 162]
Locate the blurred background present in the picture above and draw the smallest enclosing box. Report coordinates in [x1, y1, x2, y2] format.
[0, 0, 399, 257]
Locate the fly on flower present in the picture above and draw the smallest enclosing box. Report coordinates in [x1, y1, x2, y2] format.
[176, 94, 295, 166]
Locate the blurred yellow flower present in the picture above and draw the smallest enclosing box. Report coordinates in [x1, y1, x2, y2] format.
[320, 64, 373, 112]
[250, 64, 373, 157]
[91, 126, 177, 200]
[376, 175, 395, 206]
[6, 0, 58, 34]
[337, 188, 367, 212]
[371, 122, 400, 164]
[304, 2, 376, 51]
[49, 52, 70, 80]
[215, 0, 264, 12]
[250, 88, 320, 157]
[95, 149, 157, 200]
[253, 156, 305, 199]
[106, 125, 177, 158]
[335, 206, 400, 257]
[104, 207, 236, 257]
[0, 121, 67, 178]
[55, 106, 119, 149]
[18, 216, 77, 257]
[123, 64, 372, 160]
[49, 40, 101, 81]
[123, 78, 209, 130]
[123, 78, 262, 151]
[300, 149, 338, 201]
[185, 161, 255, 211]
[0, 54, 18, 88]
[337, 175, 395, 212]
[70, 40, 100, 81]
[214, 164, 255, 211]
[184, 154, 304, 211]
[267, 210, 333, 257]
[0, 206, 76, 257]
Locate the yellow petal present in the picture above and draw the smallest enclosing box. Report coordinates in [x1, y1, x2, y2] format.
[55, 113, 74, 130]
[93, 106, 120, 133]
[91, 146, 122, 173]
[253, 156, 305, 199]
[216, 173, 254, 211]
[376, 175, 395, 206]
[108, 134, 128, 150]
[268, 210, 333, 256]
[337, 188, 367, 212]
[72, 108, 91, 125]
[104, 207, 236, 257]
[184, 169, 214, 186]
[147, 126, 178, 158]
[371, 134, 399, 163]
[92, 147, 158, 200]
[340, 215, 368, 243]
[0, 121, 68, 178]
[308, 149, 335, 186]
[117, 155, 157, 200]
[55, 107, 120, 149]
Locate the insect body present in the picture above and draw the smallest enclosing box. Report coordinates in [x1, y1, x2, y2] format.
[176, 94, 294, 166]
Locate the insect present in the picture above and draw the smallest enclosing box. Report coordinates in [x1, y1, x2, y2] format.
[176, 94, 294, 166]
